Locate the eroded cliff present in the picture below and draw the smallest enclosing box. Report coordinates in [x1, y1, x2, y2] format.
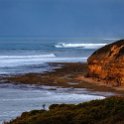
[87, 40, 124, 87]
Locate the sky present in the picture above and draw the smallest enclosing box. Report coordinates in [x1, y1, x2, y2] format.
[0, 0, 124, 38]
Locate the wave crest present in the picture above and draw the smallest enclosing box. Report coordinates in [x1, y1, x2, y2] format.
[0, 53, 56, 59]
[0, 53, 56, 68]
[55, 43, 107, 49]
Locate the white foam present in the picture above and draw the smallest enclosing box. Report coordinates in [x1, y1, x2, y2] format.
[0, 86, 105, 123]
[55, 43, 107, 49]
[0, 53, 88, 74]
[0, 54, 87, 68]
[0, 53, 55, 59]
[0, 53, 55, 68]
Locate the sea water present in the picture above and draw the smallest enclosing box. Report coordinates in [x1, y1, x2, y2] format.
[0, 38, 115, 123]
[0, 38, 112, 75]
[0, 83, 116, 123]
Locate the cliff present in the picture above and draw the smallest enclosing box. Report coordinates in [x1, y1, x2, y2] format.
[87, 40, 124, 87]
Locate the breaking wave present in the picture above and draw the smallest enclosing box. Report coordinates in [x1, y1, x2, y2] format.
[55, 43, 107, 49]
[0, 53, 56, 68]
[0, 53, 55, 59]
[0, 53, 87, 71]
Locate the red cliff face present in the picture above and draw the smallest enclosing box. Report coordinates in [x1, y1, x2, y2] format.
[87, 40, 124, 87]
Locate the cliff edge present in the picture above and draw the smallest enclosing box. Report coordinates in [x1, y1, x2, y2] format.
[87, 40, 124, 87]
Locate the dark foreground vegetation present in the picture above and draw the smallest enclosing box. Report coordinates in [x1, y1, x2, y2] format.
[5, 97, 124, 124]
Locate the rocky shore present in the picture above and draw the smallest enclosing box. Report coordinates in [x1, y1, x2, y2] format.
[1, 40, 124, 92]
[1, 62, 119, 93]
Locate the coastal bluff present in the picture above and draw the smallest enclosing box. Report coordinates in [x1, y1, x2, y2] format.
[87, 40, 124, 87]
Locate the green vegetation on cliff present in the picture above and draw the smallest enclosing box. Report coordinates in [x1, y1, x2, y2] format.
[6, 97, 124, 124]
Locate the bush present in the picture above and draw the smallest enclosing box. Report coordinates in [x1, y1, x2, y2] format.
[6, 96, 124, 124]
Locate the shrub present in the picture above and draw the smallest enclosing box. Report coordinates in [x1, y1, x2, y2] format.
[6, 96, 124, 124]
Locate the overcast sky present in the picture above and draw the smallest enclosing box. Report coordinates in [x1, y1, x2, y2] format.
[0, 0, 124, 38]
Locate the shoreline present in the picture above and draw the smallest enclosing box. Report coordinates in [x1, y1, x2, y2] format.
[0, 82, 106, 124]
[1, 62, 124, 95]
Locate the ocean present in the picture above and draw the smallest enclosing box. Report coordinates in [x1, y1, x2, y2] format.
[0, 38, 112, 75]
